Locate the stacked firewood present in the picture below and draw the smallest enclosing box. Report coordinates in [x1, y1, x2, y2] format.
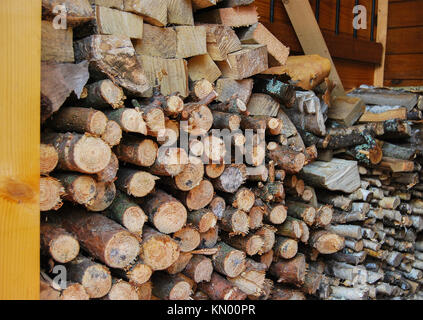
[39, 0, 423, 301]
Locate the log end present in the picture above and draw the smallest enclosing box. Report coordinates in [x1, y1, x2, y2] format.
[50, 234, 80, 264]
[104, 231, 140, 268]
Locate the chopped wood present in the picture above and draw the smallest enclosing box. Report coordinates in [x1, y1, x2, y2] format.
[41, 20, 74, 63]
[200, 24, 242, 61]
[42, 0, 94, 27]
[195, 4, 258, 27]
[215, 78, 253, 104]
[167, 0, 194, 26]
[188, 54, 222, 83]
[123, 0, 167, 26]
[134, 24, 176, 59]
[175, 26, 207, 59]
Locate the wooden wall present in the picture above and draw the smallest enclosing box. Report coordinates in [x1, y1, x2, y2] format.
[384, 0, 423, 87]
[256, 0, 423, 89]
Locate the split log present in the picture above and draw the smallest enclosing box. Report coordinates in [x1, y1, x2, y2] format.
[140, 226, 180, 271]
[174, 26, 207, 59]
[40, 177, 64, 211]
[237, 22, 289, 67]
[115, 168, 158, 198]
[82, 79, 125, 109]
[217, 45, 268, 80]
[74, 35, 150, 96]
[142, 189, 187, 234]
[201, 24, 242, 61]
[41, 61, 89, 122]
[40, 222, 80, 263]
[42, 0, 94, 27]
[215, 78, 253, 104]
[188, 54, 222, 83]
[195, 4, 259, 27]
[41, 20, 74, 63]
[212, 242, 246, 278]
[123, 0, 168, 26]
[59, 210, 140, 268]
[67, 255, 112, 299]
[167, 0, 194, 26]
[134, 24, 176, 59]
[106, 190, 147, 234]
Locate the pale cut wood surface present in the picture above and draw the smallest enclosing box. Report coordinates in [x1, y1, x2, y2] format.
[96, 5, 144, 39]
[374, 0, 388, 87]
[0, 0, 40, 300]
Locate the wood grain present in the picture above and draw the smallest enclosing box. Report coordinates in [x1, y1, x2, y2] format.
[0, 0, 40, 300]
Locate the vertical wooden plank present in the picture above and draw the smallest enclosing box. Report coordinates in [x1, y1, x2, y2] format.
[282, 0, 345, 95]
[0, 0, 41, 300]
[374, 0, 388, 86]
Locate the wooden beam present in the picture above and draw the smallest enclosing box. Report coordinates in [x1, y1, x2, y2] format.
[0, 0, 40, 300]
[281, 0, 344, 96]
[374, 0, 388, 87]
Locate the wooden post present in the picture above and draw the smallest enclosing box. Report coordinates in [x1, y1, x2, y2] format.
[282, 0, 344, 96]
[0, 0, 41, 299]
[373, 0, 388, 87]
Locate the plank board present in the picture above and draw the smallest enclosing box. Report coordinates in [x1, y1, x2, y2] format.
[0, 0, 40, 300]
[374, 0, 388, 86]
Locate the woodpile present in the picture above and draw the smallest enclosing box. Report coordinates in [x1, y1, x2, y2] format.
[39, 0, 423, 300]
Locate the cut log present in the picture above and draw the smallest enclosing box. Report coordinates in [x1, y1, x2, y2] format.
[67, 255, 112, 299]
[53, 173, 97, 205]
[253, 76, 296, 108]
[174, 226, 201, 252]
[247, 93, 280, 118]
[167, 0, 194, 26]
[123, 0, 167, 26]
[151, 273, 192, 300]
[49, 107, 108, 136]
[40, 144, 59, 175]
[180, 103, 214, 136]
[85, 181, 116, 211]
[169, 156, 204, 191]
[166, 252, 193, 275]
[140, 226, 180, 270]
[183, 255, 213, 283]
[309, 230, 345, 254]
[222, 187, 255, 212]
[40, 177, 64, 211]
[221, 233, 264, 256]
[131, 99, 166, 138]
[41, 20, 74, 63]
[101, 121, 123, 147]
[205, 163, 226, 179]
[198, 272, 247, 300]
[74, 35, 150, 96]
[58, 210, 140, 268]
[269, 253, 306, 286]
[116, 168, 158, 198]
[61, 283, 90, 300]
[106, 190, 147, 234]
[42, 0, 94, 27]
[199, 226, 219, 249]
[255, 225, 276, 253]
[187, 208, 217, 233]
[211, 164, 247, 193]
[359, 106, 407, 123]
[188, 54, 222, 83]
[117, 259, 152, 285]
[285, 201, 316, 226]
[195, 4, 258, 27]
[115, 136, 158, 167]
[175, 26, 207, 59]
[40, 222, 80, 263]
[173, 180, 214, 212]
[217, 45, 268, 80]
[273, 236, 298, 260]
[248, 205, 264, 230]
[267, 142, 306, 174]
[105, 279, 140, 300]
[215, 78, 253, 104]
[276, 216, 302, 240]
[237, 23, 289, 67]
[41, 61, 89, 122]
[142, 189, 187, 234]
[105, 108, 147, 135]
[300, 158, 361, 193]
[148, 147, 188, 177]
[219, 208, 249, 235]
[212, 242, 246, 277]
